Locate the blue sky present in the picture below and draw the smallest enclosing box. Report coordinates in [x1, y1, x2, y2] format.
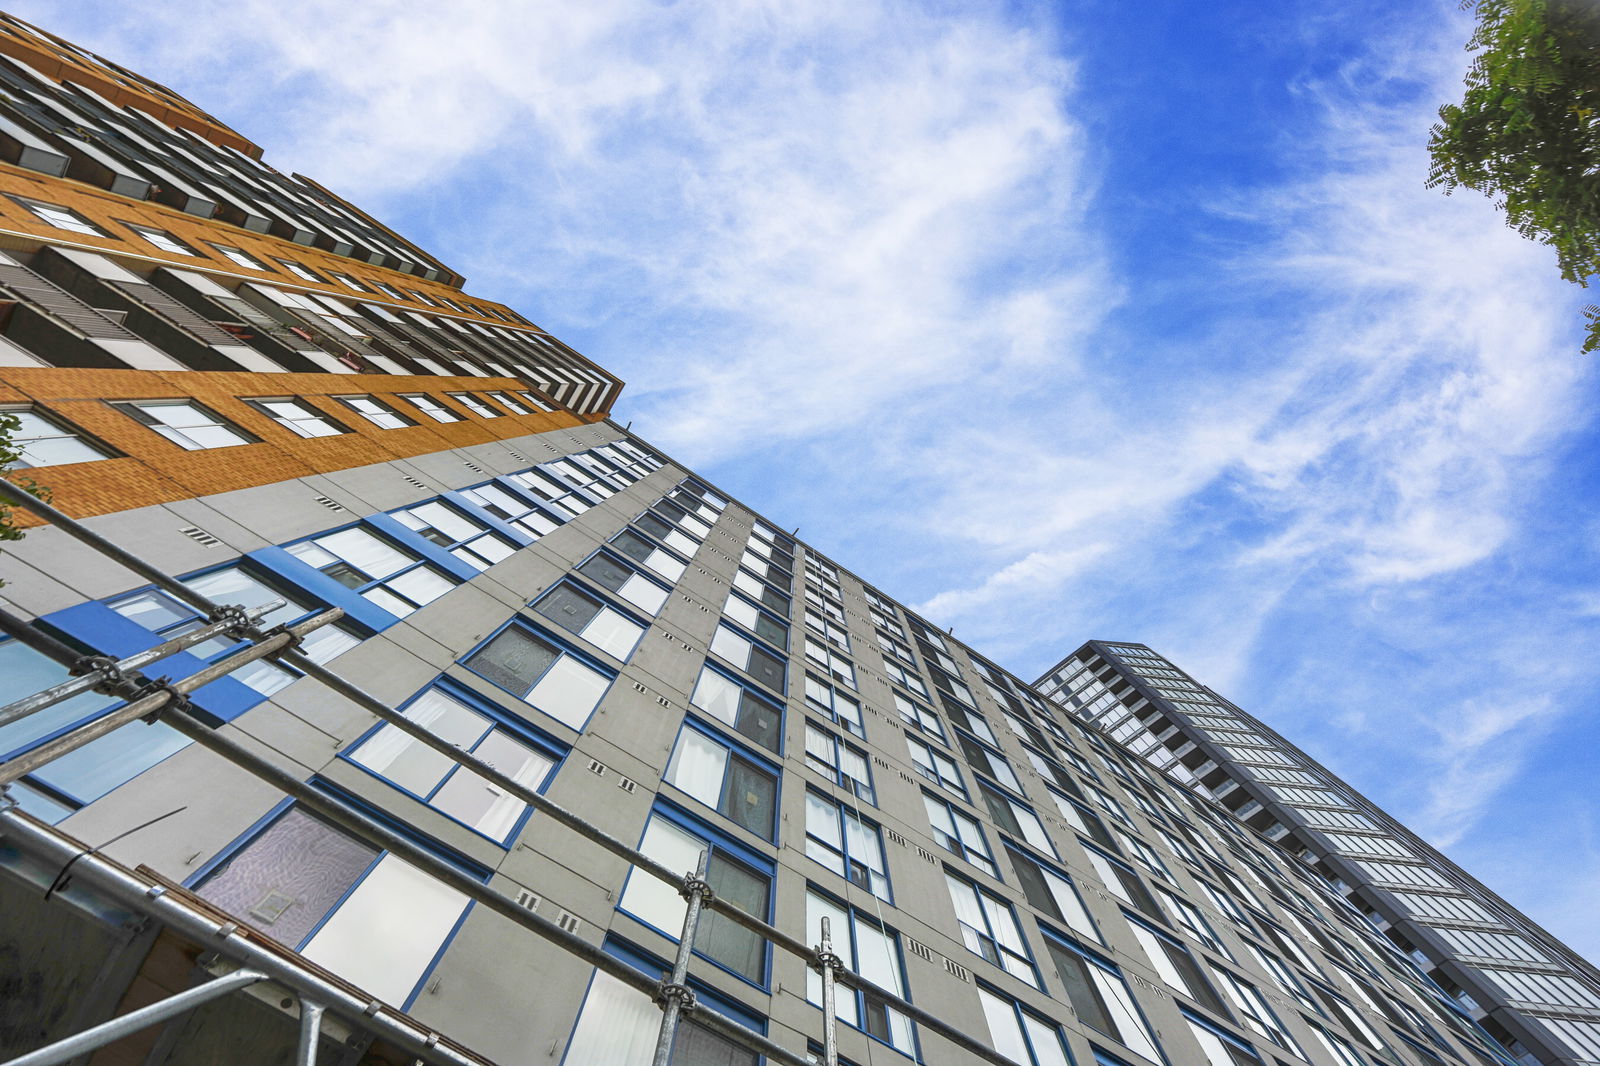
[22, 0, 1600, 961]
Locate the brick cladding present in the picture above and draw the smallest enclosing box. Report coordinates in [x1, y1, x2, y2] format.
[0, 366, 589, 526]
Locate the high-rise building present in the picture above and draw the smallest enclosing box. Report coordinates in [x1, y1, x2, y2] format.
[1034, 643, 1600, 1066]
[0, 10, 1594, 1066]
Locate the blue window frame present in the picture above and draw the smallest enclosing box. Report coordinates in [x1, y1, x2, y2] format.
[907, 732, 966, 796]
[389, 497, 518, 571]
[804, 673, 864, 738]
[633, 508, 700, 558]
[610, 526, 688, 584]
[1183, 1006, 1265, 1066]
[955, 730, 1024, 793]
[893, 689, 944, 740]
[945, 869, 1040, 987]
[804, 719, 874, 803]
[804, 789, 891, 901]
[976, 983, 1076, 1066]
[650, 495, 714, 542]
[806, 886, 918, 1057]
[283, 522, 460, 619]
[731, 566, 790, 616]
[190, 793, 483, 1011]
[722, 589, 789, 650]
[505, 464, 601, 517]
[924, 791, 995, 876]
[574, 548, 671, 616]
[978, 779, 1056, 857]
[531, 581, 648, 662]
[456, 479, 564, 540]
[1004, 841, 1101, 943]
[690, 661, 783, 753]
[461, 619, 615, 731]
[618, 803, 775, 986]
[709, 621, 786, 694]
[340, 680, 566, 845]
[0, 637, 185, 822]
[1042, 928, 1164, 1063]
[664, 719, 781, 840]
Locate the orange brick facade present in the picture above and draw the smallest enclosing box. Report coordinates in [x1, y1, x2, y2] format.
[0, 366, 592, 526]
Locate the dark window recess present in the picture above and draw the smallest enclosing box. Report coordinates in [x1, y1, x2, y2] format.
[743, 644, 785, 693]
[722, 756, 777, 839]
[578, 553, 634, 594]
[747, 610, 787, 650]
[636, 512, 679, 543]
[1046, 941, 1119, 1037]
[724, 686, 781, 752]
[535, 585, 602, 634]
[467, 628, 559, 693]
[694, 853, 770, 981]
[614, 529, 663, 565]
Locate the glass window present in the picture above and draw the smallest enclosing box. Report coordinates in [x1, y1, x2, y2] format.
[977, 987, 1074, 1066]
[127, 223, 198, 256]
[562, 969, 757, 1066]
[346, 686, 560, 842]
[664, 726, 779, 839]
[1003, 843, 1099, 943]
[619, 810, 772, 983]
[946, 872, 1039, 986]
[195, 806, 468, 1007]
[288, 525, 457, 617]
[805, 638, 856, 689]
[464, 623, 612, 730]
[1, 407, 114, 466]
[1083, 846, 1164, 919]
[1184, 1010, 1264, 1066]
[805, 607, 851, 652]
[489, 390, 530, 414]
[805, 791, 890, 900]
[709, 623, 786, 693]
[336, 394, 416, 429]
[208, 243, 268, 270]
[117, 399, 256, 450]
[612, 528, 687, 583]
[723, 591, 788, 650]
[1126, 915, 1230, 1015]
[460, 482, 563, 541]
[979, 780, 1056, 856]
[111, 566, 360, 698]
[691, 664, 782, 752]
[1213, 968, 1304, 1057]
[14, 196, 107, 236]
[806, 891, 916, 1054]
[894, 691, 944, 739]
[907, 734, 965, 796]
[805, 721, 874, 803]
[448, 392, 501, 418]
[393, 499, 517, 572]
[576, 551, 669, 615]
[634, 510, 699, 556]
[1042, 933, 1161, 1062]
[1159, 887, 1231, 956]
[956, 732, 1023, 792]
[275, 258, 325, 282]
[532, 583, 645, 660]
[330, 271, 372, 293]
[732, 568, 790, 616]
[803, 674, 864, 738]
[402, 393, 462, 422]
[923, 792, 995, 876]
[883, 660, 929, 699]
[245, 397, 350, 438]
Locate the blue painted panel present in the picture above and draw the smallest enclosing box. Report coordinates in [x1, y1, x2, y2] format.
[365, 512, 479, 583]
[247, 545, 398, 632]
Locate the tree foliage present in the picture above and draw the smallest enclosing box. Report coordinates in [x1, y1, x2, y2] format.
[0, 412, 51, 562]
[1428, 0, 1600, 352]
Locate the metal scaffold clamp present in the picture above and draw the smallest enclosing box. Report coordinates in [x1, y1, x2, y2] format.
[653, 978, 698, 1015]
[207, 602, 257, 641]
[679, 871, 714, 906]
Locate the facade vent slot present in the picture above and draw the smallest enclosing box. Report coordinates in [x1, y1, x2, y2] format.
[463, 461, 487, 474]
[177, 526, 220, 547]
[873, 756, 890, 769]
[514, 889, 540, 912]
[312, 495, 346, 512]
[898, 770, 915, 784]
[915, 845, 937, 864]
[618, 777, 637, 793]
[655, 696, 670, 708]
[586, 759, 607, 777]
[556, 911, 581, 934]
[883, 828, 906, 847]
[905, 939, 934, 964]
[632, 681, 648, 694]
[507, 450, 526, 461]
[401, 474, 427, 489]
[944, 959, 970, 982]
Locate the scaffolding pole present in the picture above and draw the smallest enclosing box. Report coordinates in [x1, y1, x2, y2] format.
[652, 851, 709, 1066]
[0, 479, 1023, 1066]
[295, 999, 325, 1066]
[816, 916, 841, 1066]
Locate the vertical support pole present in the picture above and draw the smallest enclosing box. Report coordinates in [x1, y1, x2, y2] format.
[295, 999, 325, 1066]
[816, 916, 841, 1066]
[652, 850, 710, 1066]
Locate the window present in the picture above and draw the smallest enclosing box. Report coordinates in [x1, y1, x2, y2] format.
[275, 257, 325, 282]
[402, 393, 463, 422]
[612, 528, 688, 583]
[393, 499, 517, 571]
[978, 780, 1056, 856]
[460, 482, 562, 541]
[709, 623, 786, 693]
[1004, 843, 1099, 943]
[562, 967, 758, 1066]
[722, 591, 788, 650]
[634, 510, 699, 556]
[288, 525, 457, 617]
[576, 551, 670, 615]
[519, 390, 555, 411]
[907, 734, 965, 795]
[806, 891, 916, 1054]
[956, 732, 1023, 793]
[1307, 1022, 1369, 1066]
[804, 607, 851, 653]
[1213, 969, 1303, 1056]
[732, 568, 790, 615]
[1082, 845, 1164, 919]
[1158, 887, 1231, 956]
[805, 721, 874, 803]
[127, 223, 198, 256]
[330, 271, 372, 292]
[1184, 1009, 1264, 1066]
[245, 397, 350, 438]
[345, 685, 561, 842]
[1197, 878, 1253, 931]
[805, 791, 890, 899]
[1125, 914, 1230, 1015]
[926, 792, 996, 876]
[691, 664, 782, 752]
[0, 406, 114, 466]
[805, 638, 856, 689]
[208, 243, 268, 270]
[894, 691, 944, 739]
[804, 674, 864, 738]
[1042, 932, 1161, 1062]
[116, 399, 256, 450]
[946, 872, 1038, 986]
[464, 622, 613, 730]
[195, 806, 471, 1007]
[336, 394, 417, 429]
[619, 809, 772, 983]
[14, 196, 107, 236]
[489, 390, 530, 414]
[111, 566, 360, 698]
[665, 724, 779, 839]
[1117, 831, 1174, 883]
[533, 583, 646, 660]
[883, 660, 929, 699]
[978, 987, 1074, 1066]
[448, 391, 501, 418]
[654, 497, 714, 540]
